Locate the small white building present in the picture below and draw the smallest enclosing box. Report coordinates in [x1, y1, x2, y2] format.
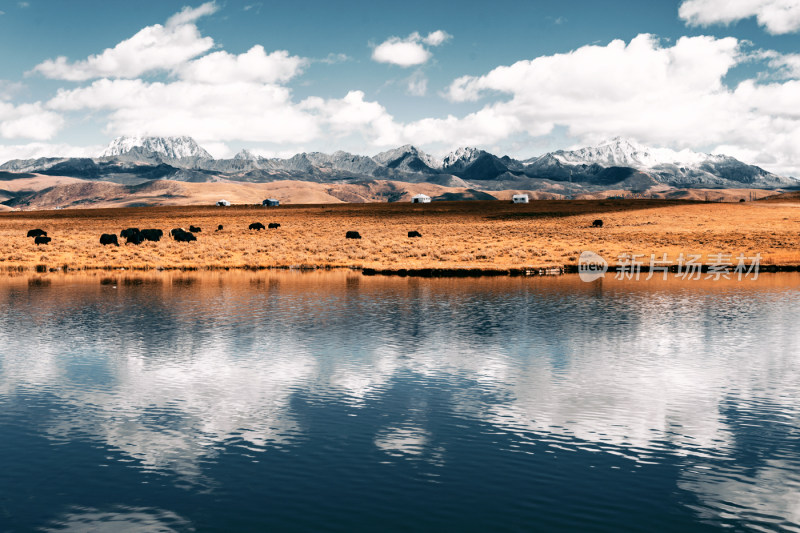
[512, 194, 529, 204]
[411, 194, 431, 204]
[216, 199, 231, 206]
[263, 198, 280, 207]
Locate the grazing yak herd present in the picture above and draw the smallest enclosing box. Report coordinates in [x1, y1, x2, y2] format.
[24, 218, 605, 247]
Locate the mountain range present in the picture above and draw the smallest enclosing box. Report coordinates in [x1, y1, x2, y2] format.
[0, 136, 796, 208]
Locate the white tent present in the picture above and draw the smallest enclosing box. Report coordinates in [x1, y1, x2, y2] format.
[216, 199, 231, 206]
[411, 194, 431, 203]
[512, 194, 529, 204]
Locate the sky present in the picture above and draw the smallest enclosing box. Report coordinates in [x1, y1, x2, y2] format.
[1, 0, 800, 175]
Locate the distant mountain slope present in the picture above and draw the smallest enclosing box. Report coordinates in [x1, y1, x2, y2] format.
[1, 136, 796, 194]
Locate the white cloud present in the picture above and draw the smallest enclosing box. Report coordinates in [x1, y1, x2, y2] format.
[0, 142, 101, 163]
[763, 51, 800, 78]
[406, 71, 428, 96]
[30, 3, 217, 81]
[426, 33, 800, 174]
[319, 53, 352, 65]
[48, 78, 321, 144]
[371, 30, 451, 67]
[0, 101, 63, 140]
[679, 0, 800, 34]
[422, 30, 452, 46]
[178, 46, 307, 84]
[165, 1, 218, 28]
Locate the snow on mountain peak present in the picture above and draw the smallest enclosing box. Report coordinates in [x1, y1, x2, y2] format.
[550, 137, 715, 169]
[442, 146, 482, 168]
[101, 136, 212, 159]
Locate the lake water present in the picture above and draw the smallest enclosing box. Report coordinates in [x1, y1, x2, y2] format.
[1, 271, 799, 532]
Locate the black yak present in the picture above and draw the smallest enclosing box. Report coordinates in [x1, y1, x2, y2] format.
[140, 229, 163, 242]
[345, 231, 361, 239]
[120, 228, 140, 238]
[249, 222, 265, 230]
[408, 231, 422, 238]
[100, 234, 119, 246]
[189, 225, 201, 233]
[27, 229, 47, 238]
[592, 219, 604, 228]
[268, 223, 280, 229]
[172, 229, 196, 242]
[34, 235, 51, 245]
[126, 233, 144, 245]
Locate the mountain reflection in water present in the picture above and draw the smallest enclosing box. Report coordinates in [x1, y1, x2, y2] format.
[0, 271, 798, 532]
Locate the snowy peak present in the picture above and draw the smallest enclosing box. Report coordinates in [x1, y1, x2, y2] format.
[442, 147, 482, 169]
[101, 136, 212, 160]
[548, 137, 712, 169]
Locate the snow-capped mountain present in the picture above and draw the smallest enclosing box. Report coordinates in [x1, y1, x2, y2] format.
[2, 135, 795, 192]
[537, 137, 714, 168]
[101, 136, 212, 160]
[521, 137, 794, 188]
[441, 146, 482, 169]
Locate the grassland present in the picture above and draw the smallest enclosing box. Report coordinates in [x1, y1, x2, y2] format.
[1, 199, 799, 273]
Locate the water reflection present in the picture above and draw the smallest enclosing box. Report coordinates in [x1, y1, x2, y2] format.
[42, 506, 193, 533]
[0, 271, 799, 531]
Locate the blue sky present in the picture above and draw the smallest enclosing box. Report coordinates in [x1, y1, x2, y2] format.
[1, 0, 800, 174]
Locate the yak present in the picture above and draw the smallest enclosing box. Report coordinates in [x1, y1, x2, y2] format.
[408, 231, 422, 238]
[345, 231, 362, 239]
[140, 229, 163, 242]
[189, 225, 201, 233]
[27, 229, 47, 238]
[120, 228, 140, 238]
[126, 233, 144, 245]
[34, 235, 51, 245]
[172, 229, 196, 242]
[249, 222, 265, 231]
[100, 234, 119, 246]
[268, 223, 281, 229]
[592, 219, 604, 228]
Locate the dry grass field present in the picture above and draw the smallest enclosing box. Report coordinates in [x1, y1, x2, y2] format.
[1, 198, 799, 272]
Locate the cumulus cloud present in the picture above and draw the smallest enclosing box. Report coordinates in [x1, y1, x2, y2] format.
[0, 101, 63, 140]
[48, 78, 321, 144]
[371, 30, 451, 67]
[429, 33, 800, 174]
[679, 0, 800, 34]
[177, 46, 307, 84]
[30, 2, 218, 81]
[761, 51, 800, 78]
[422, 30, 451, 46]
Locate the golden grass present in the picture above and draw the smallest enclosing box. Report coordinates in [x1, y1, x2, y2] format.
[1, 199, 799, 272]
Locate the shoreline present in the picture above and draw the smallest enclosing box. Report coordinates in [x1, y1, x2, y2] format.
[4, 263, 800, 278]
[2, 200, 799, 274]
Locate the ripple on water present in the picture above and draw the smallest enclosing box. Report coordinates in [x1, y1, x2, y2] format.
[0, 272, 799, 531]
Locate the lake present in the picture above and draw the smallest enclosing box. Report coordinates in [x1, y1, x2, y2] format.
[1, 271, 799, 532]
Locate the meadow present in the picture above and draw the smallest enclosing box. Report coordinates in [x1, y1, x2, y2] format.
[1, 199, 799, 273]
